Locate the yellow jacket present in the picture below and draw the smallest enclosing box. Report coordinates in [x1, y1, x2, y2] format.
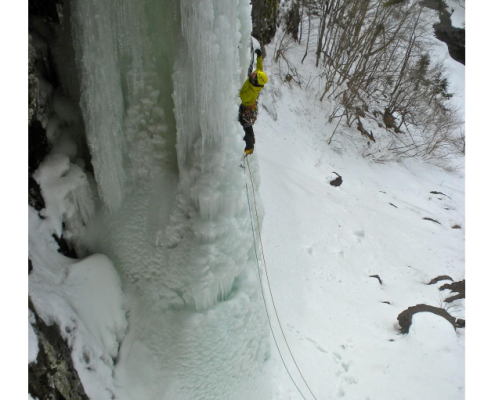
[239, 56, 264, 107]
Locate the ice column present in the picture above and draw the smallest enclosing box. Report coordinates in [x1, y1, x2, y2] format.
[170, 0, 256, 310]
[70, 0, 145, 212]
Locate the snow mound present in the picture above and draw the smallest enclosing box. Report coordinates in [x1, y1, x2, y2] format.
[408, 312, 458, 349]
[29, 207, 128, 400]
[63, 254, 128, 358]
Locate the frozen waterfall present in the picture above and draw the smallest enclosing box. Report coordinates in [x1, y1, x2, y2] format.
[69, 0, 271, 398]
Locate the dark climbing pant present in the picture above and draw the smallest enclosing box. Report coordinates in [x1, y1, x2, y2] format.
[242, 125, 255, 152]
[239, 105, 256, 152]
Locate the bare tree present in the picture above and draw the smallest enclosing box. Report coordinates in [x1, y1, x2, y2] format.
[276, 0, 464, 166]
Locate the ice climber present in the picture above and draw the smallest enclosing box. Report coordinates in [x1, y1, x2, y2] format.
[238, 48, 268, 155]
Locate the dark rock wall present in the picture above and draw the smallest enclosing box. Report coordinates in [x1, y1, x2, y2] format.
[29, 2, 88, 398]
[420, 0, 465, 65]
[284, 0, 300, 42]
[251, 0, 279, 47]
[28, 1, 64, 209]
[29, 0, 65, 25]
[29, 300, 89, 400]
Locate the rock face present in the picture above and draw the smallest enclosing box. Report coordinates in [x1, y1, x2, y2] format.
[29, 120, 51, 174]
[284, 0, 300, 41]
[52, 233, 78, 259]
[357, 120, 376, 142]
[29, 176, 45, 211]
[383, 108, 397, 130]
[397, 304, 463, 334]
[29, 1, 57, 210]
[329, 172, 343, 187]
[420, 0, 465, 65]
[251, 0, 278, 46]
[440, 279, 465, 303]
[29, 37, 39, 126]
[433, 21, 465, 64]
[427, 275, 453, 285]
[397, 276, 466, 333]
[28, 119, 50, 211]
[29, 3, 87, 397]
[29, 300, 89, 400]
[29, 0, 65, 24]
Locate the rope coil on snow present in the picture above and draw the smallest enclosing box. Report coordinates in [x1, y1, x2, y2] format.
[243, 156, 319, 400]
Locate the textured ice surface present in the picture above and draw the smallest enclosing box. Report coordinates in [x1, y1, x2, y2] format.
[70, 0, 139, 211]
[68, 0, 271, 398]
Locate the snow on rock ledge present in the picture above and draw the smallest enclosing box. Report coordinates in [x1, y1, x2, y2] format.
[33, 153, 96, 254]
[29, 225, 128, 400]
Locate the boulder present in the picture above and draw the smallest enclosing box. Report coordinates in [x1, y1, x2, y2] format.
[328, 172, 343, 187]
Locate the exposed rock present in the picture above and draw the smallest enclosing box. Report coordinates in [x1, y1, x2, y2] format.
[28, 118, 50, 213]
[430, 190, 451, 199]
[29, 299, 89, 400]
[440, 279, 465, 303]
[427, 275, 453, 285]
[370, 275, 383, 285]
[29, 176, 46, 211]
[329, 172, 343, 187]
[397, 304, 463, 334]
[251, 0, 278, 46]
[419, 0, 465, 65]
[445, 293, 464, 303]
[29, 35, 39, 126]
[29, 0, 65, 25]
[284, 0, 300, 41]
[389, 203, 398, 208]
[456, 318, 465, 328]
[452, 224, 461, 229]
[29, 15, 54, 186]
[383, 108, 397, 130]
[29, 120, 51, 174]
[52, 233, 78, 259]
[423, 217, 441, 225]
[434, 24, 464, 65]
[29, 74, 39, 125]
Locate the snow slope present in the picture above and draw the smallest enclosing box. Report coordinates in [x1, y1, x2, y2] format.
[245, 39, 465, 400]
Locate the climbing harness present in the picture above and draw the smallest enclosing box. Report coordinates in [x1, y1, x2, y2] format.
[240, 103, 258, 126]
[243, 155, 319, 400]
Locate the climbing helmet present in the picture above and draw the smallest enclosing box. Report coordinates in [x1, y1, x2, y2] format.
[256, 71, 268, 86]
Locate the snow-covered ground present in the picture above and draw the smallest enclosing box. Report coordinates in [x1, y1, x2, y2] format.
[249, 41, 465, 399]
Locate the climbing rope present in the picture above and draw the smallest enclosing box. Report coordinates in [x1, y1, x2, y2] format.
[243, 155, 319, 400]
